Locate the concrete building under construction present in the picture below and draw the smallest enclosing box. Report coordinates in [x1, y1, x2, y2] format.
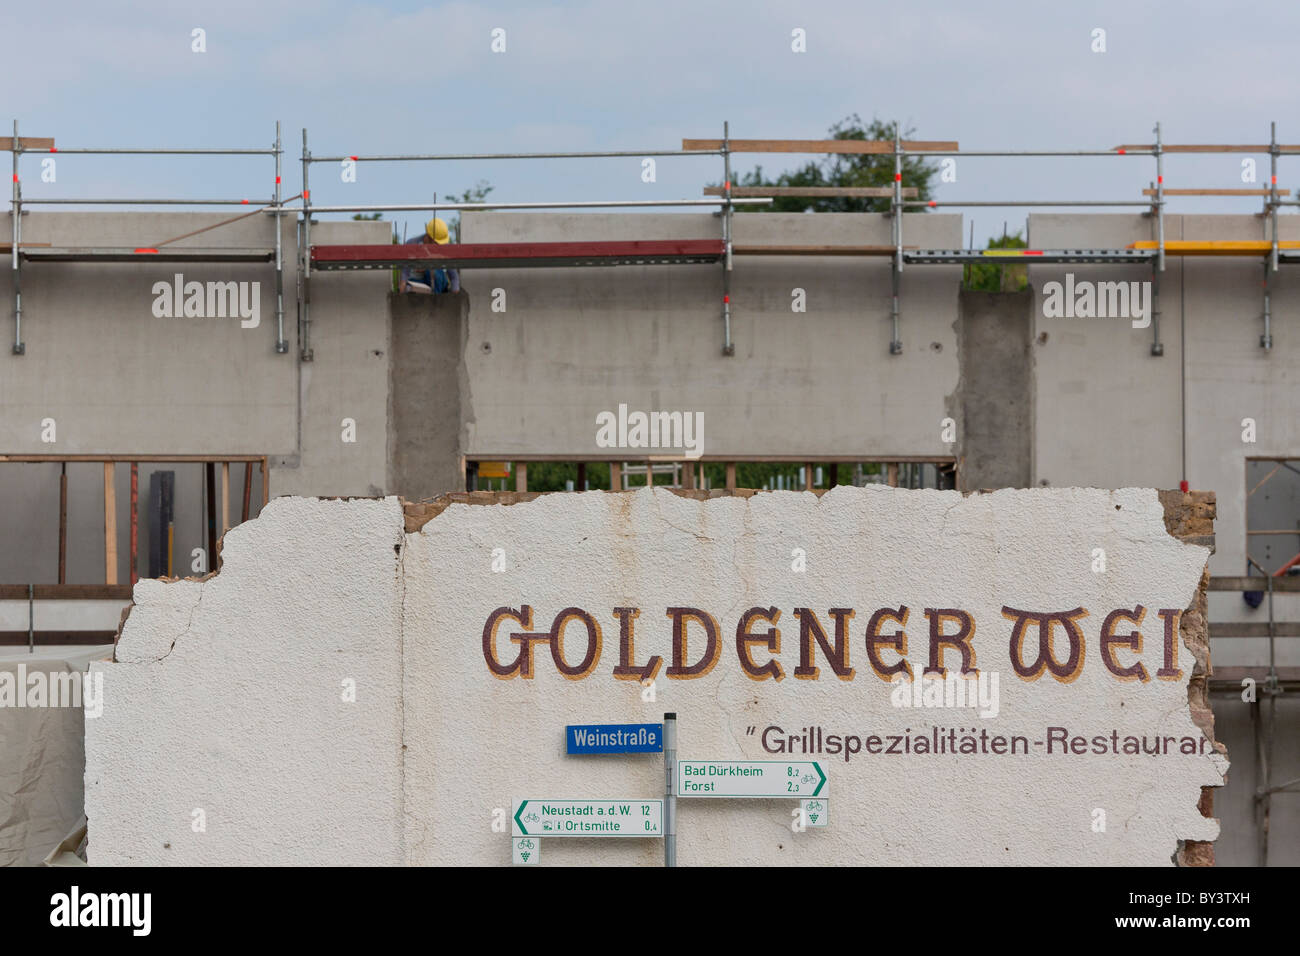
[2, 125, 1297, 866]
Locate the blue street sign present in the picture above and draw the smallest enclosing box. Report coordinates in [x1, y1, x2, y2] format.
[566, 723, 664, 755]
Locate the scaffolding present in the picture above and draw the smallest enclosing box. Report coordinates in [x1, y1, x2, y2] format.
[10, 118, 1300, 358]
[4, 118, 1299, 859]
[5, 121, 292, 354]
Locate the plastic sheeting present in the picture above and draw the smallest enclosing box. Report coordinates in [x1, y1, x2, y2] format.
[0, 646, 111, 867]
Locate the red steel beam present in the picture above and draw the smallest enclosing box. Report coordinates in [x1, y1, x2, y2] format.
[311, 239, 725, 266]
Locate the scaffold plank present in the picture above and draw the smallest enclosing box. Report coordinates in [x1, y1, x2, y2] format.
[310, 240, 726, 270]
[0, 137, 54, 151]
[1128, 240, 1300, 256]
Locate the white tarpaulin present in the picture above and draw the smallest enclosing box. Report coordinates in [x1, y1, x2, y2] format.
[0, 645, 111, 867]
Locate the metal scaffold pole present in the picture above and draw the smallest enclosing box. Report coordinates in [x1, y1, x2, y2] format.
[1271, 122, 1280, 273]
[664, 712, 677, 867]
[274, 121, 287, 354]
[1150, 266, 1163, 356]
[11, 120, 23, 355]
[1154, 121, 1166, 273]
[890, 121, 903, 355]
[721, 121, 734, 356]
[1262, 258, 1273, 351]
[301, 127, 313, 362]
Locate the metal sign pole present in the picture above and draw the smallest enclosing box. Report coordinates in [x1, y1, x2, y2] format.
[664, 712, 677, 867]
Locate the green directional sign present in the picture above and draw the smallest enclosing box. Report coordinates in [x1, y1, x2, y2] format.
[512, 799, 663, 837]
[677, 760, 827, 798]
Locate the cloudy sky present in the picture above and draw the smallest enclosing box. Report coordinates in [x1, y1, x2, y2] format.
[6, 0, 1297, 243]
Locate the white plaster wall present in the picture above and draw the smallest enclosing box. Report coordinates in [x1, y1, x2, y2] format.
[405, 487, 1220, 866]
[85, 488, 1224, 866]
[84, 496, 405, 865]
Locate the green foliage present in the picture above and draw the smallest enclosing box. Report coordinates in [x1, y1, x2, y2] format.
[474, 461, 886, 492]
[443, 181, 495, 242]
[726, 116, 938, 213]
[963, 230, 1029, 292]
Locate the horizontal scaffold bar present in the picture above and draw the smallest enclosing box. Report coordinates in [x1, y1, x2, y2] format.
[683, 138, 959, 154]
[0, 454, 268, 462]
[1209, 577, 1300, 592]
[310, 240, 726, 270]
[904, 249, 1154, 264]
[1116, 144, 1300, 153]
[1210, 622, 1300, 637]
[904, 200, 1150, 208]
[21, 197, 277, 205]
[703, 186, 918, 198]
[310, 149, 721, 162]
[1141, 188, 1289, 196]
[21, 247, 275, 263]
[302, 198, 771, 213]
[0, 585, 132, 600]
[21, 146, 277, 155]
[470, 454, 958, 464]
[733, 245, 908, 256]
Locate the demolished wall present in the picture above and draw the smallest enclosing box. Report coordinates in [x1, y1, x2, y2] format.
[85, 487, 1225, 866]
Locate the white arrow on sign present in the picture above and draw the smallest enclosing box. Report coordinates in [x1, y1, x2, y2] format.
[512, 799, 663, 837]
[677, 760, 828, 798]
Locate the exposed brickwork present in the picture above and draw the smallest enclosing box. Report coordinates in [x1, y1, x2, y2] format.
[401, 488, 770, 533]
[1159, 491, 1222, 867]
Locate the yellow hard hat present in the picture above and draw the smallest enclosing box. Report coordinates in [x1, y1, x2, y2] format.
[426, 217, 450, 244]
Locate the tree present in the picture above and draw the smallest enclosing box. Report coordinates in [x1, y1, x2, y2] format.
[963, 229, 1029, 292]
[727, 116, 939, 213]
[442, 181, 495, 242]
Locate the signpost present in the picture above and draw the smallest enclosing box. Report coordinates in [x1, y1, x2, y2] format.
[676, 760, 827, 798]
[512, 799, 663, 838]
[566, 722, 663, 754]
[664, 712, 677, 867]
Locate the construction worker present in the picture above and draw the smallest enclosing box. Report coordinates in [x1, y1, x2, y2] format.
[398, 216, 460, 294]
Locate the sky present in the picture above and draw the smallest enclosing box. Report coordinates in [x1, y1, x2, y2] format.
[6, 0, 1300, 244]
